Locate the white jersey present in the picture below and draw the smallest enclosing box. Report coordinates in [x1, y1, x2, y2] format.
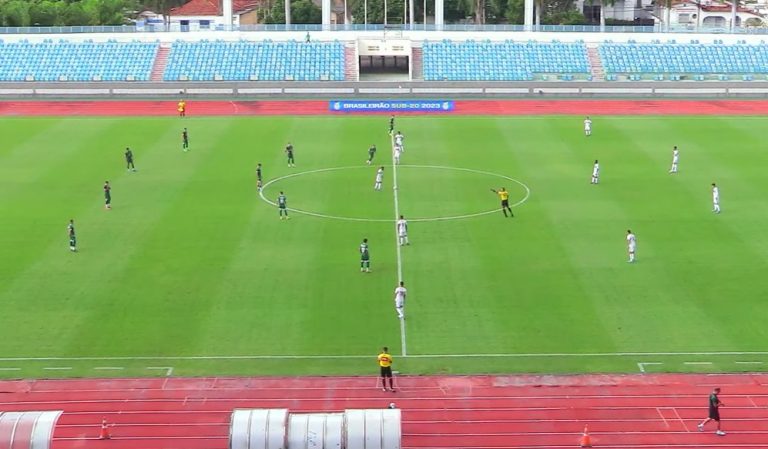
[672, 149, 679, 163]
[396, 219, 408, 236]
[394, 286, 406, 307]
[712, 186, 719, 202]
[395, 134, 403, 146]
[375, 168, 384, 183]
[592, 163, 600, 176]
[584, 119, 592, 130]
[627, 233, 636, 250]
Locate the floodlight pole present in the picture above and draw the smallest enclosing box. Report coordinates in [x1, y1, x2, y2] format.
[384, 0, 388, 28]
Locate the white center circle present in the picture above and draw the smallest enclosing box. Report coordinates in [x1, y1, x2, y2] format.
[259, 165, 530, 222]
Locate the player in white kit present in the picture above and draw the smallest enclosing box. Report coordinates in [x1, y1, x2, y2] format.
[626, 229, 636, 263]
[591, 160, 600, 184]
[670, 146, 679, 173]
[584, 117, 592, 136]
[374, 166, 384, 191]
[394, 131, 404, 152]
[393, 145, 402, 165]
[396, 215, 409, 246]
[712, 183, 720, 213]
[394, 281, 407, 319]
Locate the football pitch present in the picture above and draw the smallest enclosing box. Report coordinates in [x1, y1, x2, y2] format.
[2, 113, 768, 378]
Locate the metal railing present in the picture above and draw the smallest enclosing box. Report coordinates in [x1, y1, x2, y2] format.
[0, 23, 766, 35]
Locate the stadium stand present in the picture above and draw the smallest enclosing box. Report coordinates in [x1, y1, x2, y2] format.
[163, 40, 345, 81]
[0, 39, 158, 81]
[422, 40, 590, 81]
[599, 41, 768, 78]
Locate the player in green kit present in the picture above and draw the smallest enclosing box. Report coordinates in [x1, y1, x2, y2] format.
[360, 238, 371, 272]
[366, 145, 377, 165]
[277, 191, 289, 220]
[388, 115, 395, 135]
[285, 143, 295, 167]
[67, 219, 77, 252]
[182, 128, 189, 152]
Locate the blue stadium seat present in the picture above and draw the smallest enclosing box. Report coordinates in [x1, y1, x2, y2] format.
[421, 40, 589, 81]
[599, 42, 768, 77]
[163, 40, 345, 82]
[0, 40, 157, 81]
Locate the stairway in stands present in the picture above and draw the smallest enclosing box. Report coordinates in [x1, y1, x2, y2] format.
[411, 46, 423, 80]
[344, 43, 358, 81]
[587, 46, 605, 81]
[150, 44, 171, 82]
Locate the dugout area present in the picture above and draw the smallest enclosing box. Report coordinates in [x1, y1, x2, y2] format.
[0, 411, 61, 449]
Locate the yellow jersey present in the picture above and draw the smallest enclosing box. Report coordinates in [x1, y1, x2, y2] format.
[497, 190, 510, 201]
[378, 352, 393, 368]
[178, 101, 186, 111]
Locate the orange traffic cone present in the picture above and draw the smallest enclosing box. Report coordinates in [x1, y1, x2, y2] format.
[579, 425, 592, 447]
[99, 418, 111, 440]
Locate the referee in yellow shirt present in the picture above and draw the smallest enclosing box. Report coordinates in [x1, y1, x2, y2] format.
[491, 187, 514, 217]
[377, 347, 396, 392]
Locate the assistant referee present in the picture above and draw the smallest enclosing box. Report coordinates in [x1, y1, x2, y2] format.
[377, 347, 396, 392]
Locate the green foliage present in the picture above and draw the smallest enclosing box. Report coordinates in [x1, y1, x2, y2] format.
[265, 0, 320, 24]
[0, 0, 138, 27]
[504, 0, 524, 24]
[350, 0, 406, 24]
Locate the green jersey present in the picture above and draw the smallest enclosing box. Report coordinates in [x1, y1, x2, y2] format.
[368, 146, 376, 157]
[360, 242, 370, 260]
[277, 194, 287, 208]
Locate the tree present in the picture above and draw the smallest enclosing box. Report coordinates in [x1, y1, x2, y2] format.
[62, 2, 96, 26]
[505, 0, 523, 23]
[2, 0, 31, 27]
[351, 0, 405, 24]
[291, 0, 321, 23]
[29, 0, 62, 26]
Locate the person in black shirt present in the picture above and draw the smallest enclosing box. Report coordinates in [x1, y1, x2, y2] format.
[698, 387, 725, 436]
[125, 147, 136, 172]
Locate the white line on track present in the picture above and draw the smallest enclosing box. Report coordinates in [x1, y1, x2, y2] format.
[390, 133, 407, 357]
[146, 366, 174, 376]
[0, 351, 767, 362]
[637, 362, 663, 373]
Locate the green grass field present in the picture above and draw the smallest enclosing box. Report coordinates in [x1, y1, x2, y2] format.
[2, 114, 768, 378]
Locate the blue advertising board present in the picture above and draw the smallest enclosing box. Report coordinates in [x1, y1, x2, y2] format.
[329, 100, 455, 113]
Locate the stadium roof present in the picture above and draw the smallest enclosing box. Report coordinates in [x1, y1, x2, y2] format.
[170, 0, 260, 16]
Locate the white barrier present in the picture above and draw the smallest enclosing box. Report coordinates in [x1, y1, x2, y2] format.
[0, 411, 62, 449]
[230, 409, 400, 449]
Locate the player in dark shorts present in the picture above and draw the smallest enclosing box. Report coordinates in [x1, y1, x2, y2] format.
[491, 187, 514, 217]
[388, 115, 395, 135]
[67, 219, 77, 252]
[103, 181, 111, 210]
[256, 163, 263, 191]
[285, 143, 295, 167]
[377, 347, 395, 392]
[125, 147, 136, 172]
[366, 145, 377, 165]
[182, 128, 189, 152]
[698, 387, 725, 435]
[277, 191, 289, 219]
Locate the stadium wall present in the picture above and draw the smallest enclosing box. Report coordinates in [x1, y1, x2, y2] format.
[0, 81, 767, 99]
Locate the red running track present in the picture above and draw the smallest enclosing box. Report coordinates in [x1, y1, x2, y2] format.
[1, 99, 768, 116]
[0, 374, 766, 449]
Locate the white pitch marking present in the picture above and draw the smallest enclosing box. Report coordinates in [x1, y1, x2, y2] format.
[43, 367, 72, 370]
[683, 362, 713, 365]
[0, 368, 21, 371]
[735, 361, 763, 365]
[0, 351, 767, 362]
[93, 367, 125, 370]
[637, 362, 663, 373]
[390, 134, 407, 357]
[146, 367, 174, 376]
[258, 165, 530, 223]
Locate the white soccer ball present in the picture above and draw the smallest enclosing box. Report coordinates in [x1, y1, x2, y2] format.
[388, 402, 396, 409]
